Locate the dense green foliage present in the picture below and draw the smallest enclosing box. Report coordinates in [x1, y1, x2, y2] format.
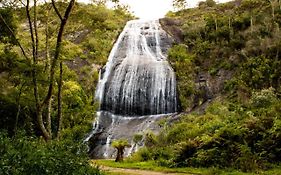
[132, 88, 281, 172]
[168, 44, 195, 109]
[0, 2, 131, 136]
[0, 132, 102, 175]
[164, 0, 281, 110]
[0, 1, 132, 174]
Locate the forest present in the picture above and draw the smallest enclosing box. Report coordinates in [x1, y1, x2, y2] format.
[0, 0, 131, 174]
[1, 0, 281, 174]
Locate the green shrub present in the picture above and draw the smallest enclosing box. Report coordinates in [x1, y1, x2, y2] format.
[168, 45, 196, 110]
[130, 147, 152, 161]
[250, 87, 277, 108]
[137, 97, 281, 171]
[133, 133, 143, 145]
[235, 145, 260, 172]
[144, 132, 158, 147]
[0, 132, 101, 175]
[157, 158, 175, 167]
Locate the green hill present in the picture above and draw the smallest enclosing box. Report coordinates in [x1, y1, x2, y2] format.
[131, 0, 281, 172]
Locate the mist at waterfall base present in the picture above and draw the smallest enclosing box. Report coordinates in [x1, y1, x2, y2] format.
[86, 20, 178, 158]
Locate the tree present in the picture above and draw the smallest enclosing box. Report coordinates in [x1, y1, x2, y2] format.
[36, 0, 76, 140]
[206, 0, 216, 7]
[111, 139, 130, 162]
[0, 0, 76, 141]
[239, 0, 263, 33]
[173, 0, 187, 11]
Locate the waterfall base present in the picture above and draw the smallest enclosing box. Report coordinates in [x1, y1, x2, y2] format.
[87, 111, 174, 159]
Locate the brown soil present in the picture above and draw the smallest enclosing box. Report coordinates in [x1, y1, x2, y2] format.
[99, 165, 191, 175]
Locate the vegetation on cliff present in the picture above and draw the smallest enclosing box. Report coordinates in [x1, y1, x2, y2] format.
[163, 0, 281, 110]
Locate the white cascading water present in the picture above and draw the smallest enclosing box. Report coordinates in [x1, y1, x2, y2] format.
[87, 19, 178, 158]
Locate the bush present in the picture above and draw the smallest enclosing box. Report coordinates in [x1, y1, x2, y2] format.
[133, 133, 143, 145]
[235, 145, 260, 172]
[251, 87, 277, 108]
[130, 147, 152, 161]
[168, 44, 195, 110]
[136, 97, 281, 171]
[0, 132, 101, 175]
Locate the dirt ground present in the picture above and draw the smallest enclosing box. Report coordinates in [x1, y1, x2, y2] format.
[100, 165, 191, 175]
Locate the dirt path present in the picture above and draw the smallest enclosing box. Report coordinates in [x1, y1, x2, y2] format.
[100, 165, 190, 175]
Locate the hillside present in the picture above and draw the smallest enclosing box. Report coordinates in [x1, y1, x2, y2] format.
[129, 0, 281, 172]
[161, 0, 281, 110]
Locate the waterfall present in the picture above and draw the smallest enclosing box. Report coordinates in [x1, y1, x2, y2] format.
[88, 19, 178, 158]
[95, 19, 177, 116]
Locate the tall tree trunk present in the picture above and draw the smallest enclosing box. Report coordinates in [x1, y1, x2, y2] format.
[44, 4, 51, 72]
[228, 16, 231, 30]
[45, 4, 52, 136]
[2, 0, 75, 141]
[41, 0, 75, 140]
[47, 97, 52, 134]
[270, 0, 275, 19]
[215, 18, 218, 31]
[56, 61, 63, 139]
[34, 0, 39, 60]
[26, 0, 51, 141]
[43, 0, 75, 107]
[14, 83, 25, 136]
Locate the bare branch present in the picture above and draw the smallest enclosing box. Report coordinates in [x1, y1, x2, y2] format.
[26, 0, 36, 62]
[51, 0, 63, 21]
[0, 14, 29, 60]
[34, 0, 39, 62]
[19, 0, 26, 8]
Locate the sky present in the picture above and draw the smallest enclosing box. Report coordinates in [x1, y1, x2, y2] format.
[80, 0, 232, 19]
